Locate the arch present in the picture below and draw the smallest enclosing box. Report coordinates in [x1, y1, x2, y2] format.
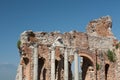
[79, 54, 94, 64]
[77, 50, 95, 80]
[38, 57, 45, 80]
[78, 50, 95, 65]
[80, 56, 94, 80]
[105, 64, 109, 80]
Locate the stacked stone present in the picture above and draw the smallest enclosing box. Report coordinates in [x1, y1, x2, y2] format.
[16, 16, 119, 80]
[115, 48, 120, 80]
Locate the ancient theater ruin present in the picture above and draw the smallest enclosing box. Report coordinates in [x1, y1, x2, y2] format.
[16, 16, 120, 80]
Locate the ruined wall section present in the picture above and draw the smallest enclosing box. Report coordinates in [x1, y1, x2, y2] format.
[86, 16, 113, 38]
[20, 31, 90, 54]
[19, 30, 90, 80]
[86, 16, 115, 52]
[88, 36, 114, 52]
[34, 31, 89, 50]
[16, 16, 119, 80]
[86, 16, 117, 80]
[115, 48, 120, 80]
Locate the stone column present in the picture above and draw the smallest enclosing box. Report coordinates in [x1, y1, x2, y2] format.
[33, 44, 38, 80]
[51, 47, 55, 80]
[19, 65, 22, 80]
[64, 48, 68, 80]
[74, 50, 79, 80]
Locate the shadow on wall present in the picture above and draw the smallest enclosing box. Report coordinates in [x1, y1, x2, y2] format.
[105, 64, 109, 80]
[82, 56, 94, 80]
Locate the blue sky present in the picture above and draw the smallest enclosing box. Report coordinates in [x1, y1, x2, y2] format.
[0, 0, 120, 79]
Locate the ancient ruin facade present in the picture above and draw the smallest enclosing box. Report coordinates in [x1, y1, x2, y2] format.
[16, 16, 120, 80]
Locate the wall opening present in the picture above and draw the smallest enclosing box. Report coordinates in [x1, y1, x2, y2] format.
[38, 57, 45, 80]
[105, 64, 109, 80]
[23, 57, 29, 65]
[56, 55, 64, 80]
[71, 54, 94, 80]
[81, 56, 94, 80]
[55, 59, 58, 79]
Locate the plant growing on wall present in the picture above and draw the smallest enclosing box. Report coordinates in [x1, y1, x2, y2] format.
[96, 63, 100, 70]
[116, 42, 120, 49]
[17, 40, 21, 49]
[107, 49, 116, 62]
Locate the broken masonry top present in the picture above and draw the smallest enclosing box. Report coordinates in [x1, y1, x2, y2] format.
[86, 16, 114, 38]
[19, 16, 116, 51]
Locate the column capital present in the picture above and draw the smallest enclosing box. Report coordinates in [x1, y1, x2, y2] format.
[73, 48, 79, 54]
[33, 43, 38, 48]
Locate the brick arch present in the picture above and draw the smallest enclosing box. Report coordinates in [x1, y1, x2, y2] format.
[77, 50, 96, 80]
[78, 49, 95, 66]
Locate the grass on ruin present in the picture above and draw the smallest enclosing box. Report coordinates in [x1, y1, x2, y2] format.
[96, 63, 100, 70]
[116, 42, 120, 49]
[107, 49, 116, 62]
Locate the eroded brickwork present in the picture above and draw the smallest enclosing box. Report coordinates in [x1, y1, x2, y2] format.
[16, 16, 120, 80]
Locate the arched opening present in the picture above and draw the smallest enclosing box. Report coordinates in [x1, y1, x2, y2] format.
[38, 57, 45, 80]
[55, 55, 64, 80]
[68, 61, 73, 80]
[55, 59, 59, 79]
[71, 53, 95, 80]
[81, 56, 94, 80]
[105, 64, 109, 80]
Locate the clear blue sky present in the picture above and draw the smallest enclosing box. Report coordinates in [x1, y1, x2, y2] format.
[0, 0, 120, 79]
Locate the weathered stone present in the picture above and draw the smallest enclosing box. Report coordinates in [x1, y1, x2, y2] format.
[16, 16, 120, 80]
[86, 16, 114, 38]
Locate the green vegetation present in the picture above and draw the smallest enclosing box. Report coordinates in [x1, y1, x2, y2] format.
[116, 42, 120, 49]
[17, 40, 21, 49]
[96, 63, 100, 70]
[107, 49, 116, 62]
